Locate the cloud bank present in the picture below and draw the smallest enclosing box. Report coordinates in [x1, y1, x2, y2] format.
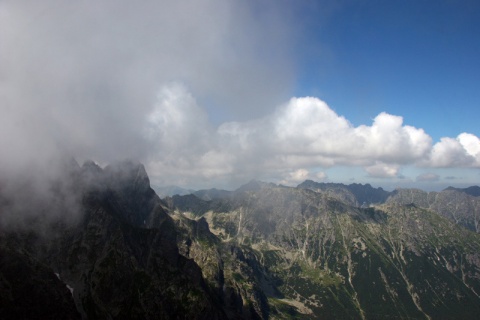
[0, 0, 294, 172]
[1, 1, 479, 191]
[145, 85, 480, 188]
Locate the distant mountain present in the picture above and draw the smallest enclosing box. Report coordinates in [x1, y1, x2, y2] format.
[193, 188, 232, 201]
[296, 180, 480, 233]
[444, 185, 480, 197]
[3, 166, 480, 319]
[235, 179, 278, 193]
[386, 187, 480, 233]
[153, 185, 195, 197]
[298, 180, 391, 206]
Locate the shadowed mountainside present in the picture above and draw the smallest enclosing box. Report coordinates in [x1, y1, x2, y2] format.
[0, 161, 263, 319]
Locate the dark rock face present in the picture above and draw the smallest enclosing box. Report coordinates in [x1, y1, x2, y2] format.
[58, 197, 224, 319]
[102, 160, 158, 226]
[0, 160, 226, 319]
[0, 244, 80, 320]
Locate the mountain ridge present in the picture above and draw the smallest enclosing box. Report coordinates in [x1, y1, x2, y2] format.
[2, 162, 480, 319]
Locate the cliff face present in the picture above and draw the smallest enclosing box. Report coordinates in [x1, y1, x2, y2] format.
[2, 163, 480, 319]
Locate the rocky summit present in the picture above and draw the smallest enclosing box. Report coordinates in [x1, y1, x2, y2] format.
[2, 162, 480, 319]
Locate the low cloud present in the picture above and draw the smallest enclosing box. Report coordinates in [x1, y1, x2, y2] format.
[0, 0, 296, 226]
[445, 176, 459, 180]
[0, 0, 295, 176]
[365, 163, 401, 179]
[278, 169, 327, 186]
[316, 172, 328, 181]
[416, 173, 440, 182]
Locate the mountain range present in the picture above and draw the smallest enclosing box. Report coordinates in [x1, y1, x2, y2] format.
[1, 160, 480, 319]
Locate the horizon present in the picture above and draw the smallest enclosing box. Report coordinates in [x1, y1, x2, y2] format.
[151, 176, 480, 194]
[1, 1, 479, 191]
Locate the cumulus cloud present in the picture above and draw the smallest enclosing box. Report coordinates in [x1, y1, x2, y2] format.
[143, 91, 479, 188]
[365, 163, 400, 179]
[459, 133, 480, 157]
[208, 97, 429, 183]
[428, 133, 480, 167]
[145, 83, 212, 157]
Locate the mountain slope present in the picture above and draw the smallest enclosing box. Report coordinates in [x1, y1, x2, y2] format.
[387, 188, 480, 233]
[171, 183, 480, 319]
[2, 163, 480, 319]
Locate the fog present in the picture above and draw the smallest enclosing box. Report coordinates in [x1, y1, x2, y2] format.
[1, 0, 479, 198]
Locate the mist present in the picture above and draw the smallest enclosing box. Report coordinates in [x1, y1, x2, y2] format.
[0, 0, 295, 223]
[0, 0, 294, 172]
[1, 0, 479, 203]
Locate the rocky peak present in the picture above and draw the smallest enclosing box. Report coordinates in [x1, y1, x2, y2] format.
[235, 179, 276, 193]
[79, 160, 105, 192]
[81, 160, 102, 173]
[104, 160, 151, 194]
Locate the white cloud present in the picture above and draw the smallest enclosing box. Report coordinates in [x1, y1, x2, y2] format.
[141, 90, 475, 188]
[279, 168, 310, 186]
[216, 97, 431, 173]
[458, 133, 480, 160]
[270, 99, 433, 166]
[278, 168, 328, 186]
[428, 134, 480, 167]
[140, 90, 480, 188]
[365, 163, 400, 178]
[353, 113, 432, 164]
[145, 83, 212, 155]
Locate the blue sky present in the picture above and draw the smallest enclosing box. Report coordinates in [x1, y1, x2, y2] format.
[293, 0, 480, 142]
[1, 0, 479, 191]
